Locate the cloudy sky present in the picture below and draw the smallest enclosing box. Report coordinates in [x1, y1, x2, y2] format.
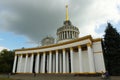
[0, 0, 120, 51]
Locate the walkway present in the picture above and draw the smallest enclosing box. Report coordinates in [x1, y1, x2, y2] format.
[0, 74, 120, 80]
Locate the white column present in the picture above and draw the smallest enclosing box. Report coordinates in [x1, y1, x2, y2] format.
[71, 31, 72, 38]
[24, 54, 28, 73]
[70, 47, 73, 73]
[75, 32, 76, 38]
[73, 31, 75, 38]
[74, 32, 75, 38]
[12, 54, 17, 73]
[68, 31, 69, 38]
[64, 31, 66, 39]
[52, 54, 55, 72]
[65, 31, 66, 39]
[63, 49, 66, 73]
[46, 54, 49, 73]
[67, 31, 68, 39]
[78, 46, 83, 73]
[30, 53, 34, 73]
[18, 54, 23, 73]
[70, 31, 72, 38]
[76, 32, 77, 38]
[63, 32, 65, 39]
[42, 52, 46, 73]
[66, 52, 69, 72]
[59, 33, 60, 40]
[72, 31, 74, 38]
[60, 33, 61, 40]
[69, 31, 70, 38]
[64, 32, 65, 39]
[63, 32, 64, 39]
[74, 32, 76, 38]
[59, 53, 62, 73]
[61, 32, 63, 40]
[58, 34, 60, 40]
[56, 50, 58, 73]
[77, 32, 79, 38]
[49, 51, 52, 73]
[87, 43, 95, 73]
[62, 32, 64, 39]
[61, 33, 62, 40]
[35, 53, 40, 73]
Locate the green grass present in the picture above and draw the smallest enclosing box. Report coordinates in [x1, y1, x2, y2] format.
[0, 77, 16, 80]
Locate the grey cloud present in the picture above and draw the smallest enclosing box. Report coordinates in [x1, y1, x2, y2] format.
[0, 0, 67, 41]
[0, 0, 118, 43]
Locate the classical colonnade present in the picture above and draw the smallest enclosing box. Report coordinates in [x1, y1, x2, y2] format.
[58, 31, 79, 40]
[12, 43, 95, 73]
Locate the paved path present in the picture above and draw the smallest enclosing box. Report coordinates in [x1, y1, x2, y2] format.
[0, 74, 120, 80]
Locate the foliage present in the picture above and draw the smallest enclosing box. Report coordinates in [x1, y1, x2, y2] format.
[103, 23, 120, 75]
[0, 49, 14, 73]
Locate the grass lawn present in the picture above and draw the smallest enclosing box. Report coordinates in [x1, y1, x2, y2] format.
[0, 78, 16, 80]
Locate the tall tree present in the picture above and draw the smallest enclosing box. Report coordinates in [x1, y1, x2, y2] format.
[103, 23, 120, 75]
[0, 49, 14, 73]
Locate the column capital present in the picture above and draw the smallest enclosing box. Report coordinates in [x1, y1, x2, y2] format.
[78, 45, 81, 48]
[31, 53, 34, 55]
[56, 50, 58, 53]
[15, 54, 18, 56]
[49, 51, 52, 53]
[63, 48, 66, 51]
[70, 47, 73, 50]
[87, 43, 92, 47]
[17, 54, 20, 56]
[26, 53, 28, 56]
[36, 53, 39, 56]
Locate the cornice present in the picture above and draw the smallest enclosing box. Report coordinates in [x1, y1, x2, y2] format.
[15, 35, 101, 51]
[92, 38, 102, 42]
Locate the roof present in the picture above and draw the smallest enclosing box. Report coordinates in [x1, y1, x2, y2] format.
[15, 35, 102, 51]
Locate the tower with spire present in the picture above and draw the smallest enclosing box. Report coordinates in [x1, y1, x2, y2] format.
[57, 5, 79, 43]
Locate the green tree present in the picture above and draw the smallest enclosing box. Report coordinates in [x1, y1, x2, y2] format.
[0, 49, 14, 73]
[103, 23, 120, 75]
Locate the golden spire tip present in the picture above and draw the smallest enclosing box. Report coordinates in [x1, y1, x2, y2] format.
[65, 4, 69, 21]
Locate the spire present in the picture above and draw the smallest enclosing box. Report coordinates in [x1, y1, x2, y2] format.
[66, 5, 69, 21]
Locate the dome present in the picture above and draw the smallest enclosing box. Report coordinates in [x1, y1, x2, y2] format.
[41, 36, 55, 46]
[56, 20, 79, 43]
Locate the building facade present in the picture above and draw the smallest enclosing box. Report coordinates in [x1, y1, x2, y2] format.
[12, 5, 106, 74]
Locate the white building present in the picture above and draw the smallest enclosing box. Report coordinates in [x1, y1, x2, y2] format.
[12, 5, 106, 74]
